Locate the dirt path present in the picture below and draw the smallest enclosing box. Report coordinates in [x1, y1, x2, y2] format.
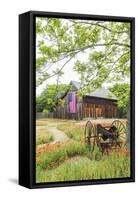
[36, 120, 71, 151]
[39, 120, 71, 143]
[48, 126, 70, 143]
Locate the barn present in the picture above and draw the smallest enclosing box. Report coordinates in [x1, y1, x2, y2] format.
[53, 81, 118, 120]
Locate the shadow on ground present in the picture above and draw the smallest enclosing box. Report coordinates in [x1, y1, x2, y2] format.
[8, 178, 18, 185]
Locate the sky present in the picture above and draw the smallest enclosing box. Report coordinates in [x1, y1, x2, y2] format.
[36, 59, 80, 95]
[36, 49, 90, 95]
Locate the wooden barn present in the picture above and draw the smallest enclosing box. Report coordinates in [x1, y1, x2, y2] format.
[53, 81, 118, 120]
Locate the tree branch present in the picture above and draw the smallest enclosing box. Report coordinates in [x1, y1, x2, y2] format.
[73, 21, 129, 34]
[36, 56, 73, 87]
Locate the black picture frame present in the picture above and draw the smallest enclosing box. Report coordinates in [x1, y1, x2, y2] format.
[19, 10, 135, 189]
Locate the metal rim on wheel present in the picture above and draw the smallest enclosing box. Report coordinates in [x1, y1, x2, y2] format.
[85, 121, 96, 151]
[111, 120, 127, 144]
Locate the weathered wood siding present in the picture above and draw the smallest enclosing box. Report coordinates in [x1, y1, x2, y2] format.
[52, 102, 83, 120]
[50, 95, 118, 119]
[82, 96, 118, 118]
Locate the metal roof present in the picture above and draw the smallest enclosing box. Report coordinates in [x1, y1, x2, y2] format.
[70, 81, 117, 100]
[70, 80, 81, 90]
[87, 88, 117, 100]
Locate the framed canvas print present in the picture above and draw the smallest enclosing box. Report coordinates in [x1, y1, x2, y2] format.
[19, 11, 135, 189]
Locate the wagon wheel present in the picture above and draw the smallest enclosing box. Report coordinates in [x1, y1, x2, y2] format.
[85, 121, 96, 151]
[96, 132, 103, 153]
[112, 120, 127, 147]
[93, 130, 102, 161]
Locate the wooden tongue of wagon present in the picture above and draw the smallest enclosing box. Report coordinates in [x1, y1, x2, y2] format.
[85, 120, 127, 154]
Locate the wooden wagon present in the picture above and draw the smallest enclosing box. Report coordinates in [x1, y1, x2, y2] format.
[85, 120, 128, 154]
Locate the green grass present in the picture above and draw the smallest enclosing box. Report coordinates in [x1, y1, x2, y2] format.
[36, 132, 54, 145]
[36, 120, 48, 126]
[36, 140, 130, 183]
[36, 119, 130, 183]
[36, 125, 54, 146]
[36, 141, 89, 170]
[36, 154, 130, 183]
[57, 123, 85, 142]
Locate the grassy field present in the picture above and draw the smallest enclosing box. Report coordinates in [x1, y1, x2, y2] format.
[36, 121, 54, 146]
[57, 122, 84, 142]
[36, 154, 130, 182]
[36, 118, 130, 183]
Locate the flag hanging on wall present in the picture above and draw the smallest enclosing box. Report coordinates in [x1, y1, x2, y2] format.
[68, 92, 77, 113]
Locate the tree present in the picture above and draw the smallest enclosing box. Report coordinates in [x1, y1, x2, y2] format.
[36, 84, 69, 112]
[36, 17, 130, 95]
[109, 83, 130, 118]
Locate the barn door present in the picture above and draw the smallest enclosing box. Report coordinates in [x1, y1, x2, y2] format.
[96, 106, 102, 118]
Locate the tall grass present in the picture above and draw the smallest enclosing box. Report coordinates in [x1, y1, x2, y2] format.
[36, 119, 130, 183]
[36, 125, 54, 146]
[36, 132, 54, 146]
[36, 141, 89, 170]
[36, 153, 130, 183]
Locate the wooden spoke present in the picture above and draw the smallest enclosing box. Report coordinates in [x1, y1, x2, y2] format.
[118, 126, 125, 133]
[85, 121, 96, 151]
[90, 124, 97, 151]
[85, 121, 92, 144]
[119, 135, 127, 140]
[96, 134, 102, 152]
[112, 120, 127, 142]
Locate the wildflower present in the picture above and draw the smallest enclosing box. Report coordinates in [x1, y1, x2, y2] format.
[122, 149, 128, 156]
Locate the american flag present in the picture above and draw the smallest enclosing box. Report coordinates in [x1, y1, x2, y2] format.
[68, 92, 77, 113]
